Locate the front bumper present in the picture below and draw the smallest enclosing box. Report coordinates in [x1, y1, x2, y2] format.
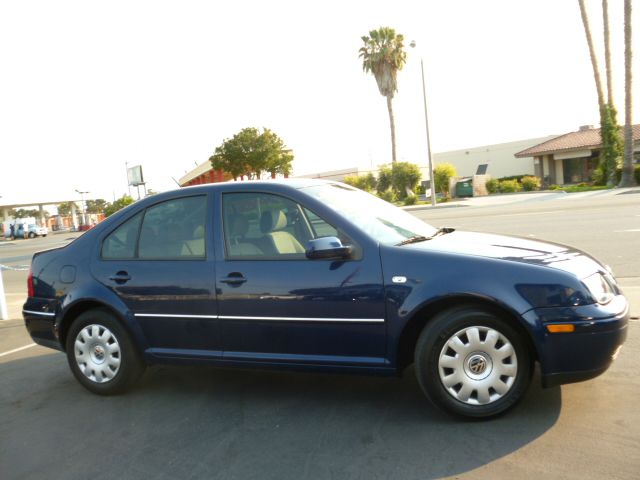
[523, 294, 629, 388]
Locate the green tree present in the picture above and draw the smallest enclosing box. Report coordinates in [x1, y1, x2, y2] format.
[104, 195, 134, 217]
[210, 127, 293, 180]
[359, 27, 407, 164]
[56, 202, 76, 217]
[620, 0, 637, 187]
[14, 208, 40, 218]
[390, 162, 421, 199]
[434, 163, 457, 197]
[85, 199, 108, 214]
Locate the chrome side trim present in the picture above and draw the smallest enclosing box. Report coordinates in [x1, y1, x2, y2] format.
[133, 313, 384, 323]
[219, 315, 385, 323]
[134, 313, 218, 319]
[22, 310, 56, 317]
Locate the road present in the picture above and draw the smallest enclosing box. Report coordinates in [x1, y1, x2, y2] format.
[1, 191, 639, 479]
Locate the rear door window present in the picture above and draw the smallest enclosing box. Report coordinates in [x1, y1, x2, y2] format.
[101, 195, 207, 260]
[101, 212, 143, 259]
[138, 196, 207, 259]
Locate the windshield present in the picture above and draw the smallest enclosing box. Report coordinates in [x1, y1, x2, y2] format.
[301, 183, 438, 245]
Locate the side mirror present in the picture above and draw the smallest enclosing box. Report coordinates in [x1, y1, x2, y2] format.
[305, 237, 352, 260]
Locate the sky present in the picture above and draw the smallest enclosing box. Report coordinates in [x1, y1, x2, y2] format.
[1, 0, 638, 208]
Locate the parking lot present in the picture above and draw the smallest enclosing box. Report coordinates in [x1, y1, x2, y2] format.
[1, 191, 639, 479]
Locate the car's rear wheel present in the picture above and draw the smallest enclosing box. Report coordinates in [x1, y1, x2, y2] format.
[415, 306, 532, 419]
[66, 309, 145, 395]
[28, 232, 35, 238]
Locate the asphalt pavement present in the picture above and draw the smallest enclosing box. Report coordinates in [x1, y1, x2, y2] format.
[1, 190, 639, 479]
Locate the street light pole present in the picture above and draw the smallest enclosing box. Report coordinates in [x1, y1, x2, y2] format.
[410, 41, 437, 207]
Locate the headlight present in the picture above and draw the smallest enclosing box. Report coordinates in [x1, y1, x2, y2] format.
[582, 273, 615, 305]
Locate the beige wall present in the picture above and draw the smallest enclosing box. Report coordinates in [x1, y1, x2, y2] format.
[433, 136, 558, 179]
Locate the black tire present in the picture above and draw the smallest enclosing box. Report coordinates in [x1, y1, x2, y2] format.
[415, 306, 532, 419]
[65, 309, 145, 395]
[28, 232, 35, 238]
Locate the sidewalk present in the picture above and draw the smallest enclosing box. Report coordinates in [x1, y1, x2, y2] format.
[403, 186, 640, 211]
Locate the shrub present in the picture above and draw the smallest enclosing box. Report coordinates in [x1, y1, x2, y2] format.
[376, 165, 392, 195]
[485, 178, 499, 194]
[403, 195, 417, 206]
[591, 165, 606, 186]
[434, 163, 457, 197]
[521, 176, 541, 191]
[548, 184, 562, 190]
[498, 175, 526, 182]
[343, 175, 360, 188]
[391, 162, 422, 200]
[498, 179, 522, 193]
[343, 173, 377, 192]
[377, 190, 397, 203]
[635, 164, 640, 184]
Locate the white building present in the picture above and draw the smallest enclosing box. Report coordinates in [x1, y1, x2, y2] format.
[432, 135, 559, 179]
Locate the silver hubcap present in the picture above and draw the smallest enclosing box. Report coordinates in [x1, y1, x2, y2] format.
[438, 326, 518, 405]
[74, 324, 121, 383]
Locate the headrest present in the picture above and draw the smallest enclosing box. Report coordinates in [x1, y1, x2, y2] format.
[228, 214, 249, 237]
[260, 210, 287, 233]
[192, 225, 205, 239]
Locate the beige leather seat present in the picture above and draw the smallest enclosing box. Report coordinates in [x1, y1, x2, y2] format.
[260, 210, 304, 255]
[227, 214, 263, 257]
[181, 224, 205, 256]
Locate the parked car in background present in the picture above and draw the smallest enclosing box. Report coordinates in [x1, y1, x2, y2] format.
[4, 223, 26, 240]
[27, 224, 48, 238]
[22, 180, 629, 418]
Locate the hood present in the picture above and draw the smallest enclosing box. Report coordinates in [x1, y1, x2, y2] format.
[405, 231, 607, 279]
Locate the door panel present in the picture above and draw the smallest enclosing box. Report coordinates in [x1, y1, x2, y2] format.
[217, 192, 386, 365]
[91, 195, 220, 353]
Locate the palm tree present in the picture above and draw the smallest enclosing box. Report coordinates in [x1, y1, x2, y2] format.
[620, 0, 636, 187]
[579, 0, 605, 112]
[359, 27, 407, 163]
[603, 0, 614, 105]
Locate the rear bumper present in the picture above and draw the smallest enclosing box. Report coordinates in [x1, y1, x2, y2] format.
[23, 299, 63, 351]
[523, 294, 629, 388]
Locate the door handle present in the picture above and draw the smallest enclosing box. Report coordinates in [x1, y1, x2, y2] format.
[220, 273, 247, 285]
[109, 271, 131, 284]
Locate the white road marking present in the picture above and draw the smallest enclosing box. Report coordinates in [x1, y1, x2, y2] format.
[0, 343, 37, 358]
[613, 229, 640, 233]
[493, 210, 566, 218]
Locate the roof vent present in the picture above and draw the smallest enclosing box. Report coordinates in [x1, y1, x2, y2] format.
[579, 125, 595, 131]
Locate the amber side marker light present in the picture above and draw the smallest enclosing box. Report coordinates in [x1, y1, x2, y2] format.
[546, 324, 576, 333]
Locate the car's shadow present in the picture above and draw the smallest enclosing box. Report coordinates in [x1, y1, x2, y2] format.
[1, 353, 561, 480]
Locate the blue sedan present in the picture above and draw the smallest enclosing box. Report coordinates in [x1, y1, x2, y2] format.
[23, 180, 628, 418]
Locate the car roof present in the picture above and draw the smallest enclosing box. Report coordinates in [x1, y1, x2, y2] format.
[145, 178, 341, 202]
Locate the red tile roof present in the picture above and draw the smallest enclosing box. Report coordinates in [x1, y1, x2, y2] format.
[515, 124, 640, 157]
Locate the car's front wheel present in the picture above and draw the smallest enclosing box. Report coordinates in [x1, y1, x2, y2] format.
[66, 309, 145, 395]
[28, 232, 35, 238]
[415, 306, 532, 419]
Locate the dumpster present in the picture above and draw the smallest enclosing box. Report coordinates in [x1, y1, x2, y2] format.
[455, 178, 473, 197]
